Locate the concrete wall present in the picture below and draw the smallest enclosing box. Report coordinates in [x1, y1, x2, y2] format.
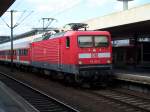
[85, 3, 150, 30]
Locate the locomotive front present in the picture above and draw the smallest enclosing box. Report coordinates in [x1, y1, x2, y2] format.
[76, 31, 113, 84]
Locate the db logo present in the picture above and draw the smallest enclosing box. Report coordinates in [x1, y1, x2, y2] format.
[91, 53, 98, 58]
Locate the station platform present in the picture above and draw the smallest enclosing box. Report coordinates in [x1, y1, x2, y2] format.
[114, 69, 150, 85]
[0, 81, 38, 112]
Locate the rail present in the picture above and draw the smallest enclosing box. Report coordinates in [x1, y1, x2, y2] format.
[0, 72, 79, 112]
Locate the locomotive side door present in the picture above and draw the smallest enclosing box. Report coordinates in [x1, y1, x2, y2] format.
[58, 36, 71, 72]
[59, 39, 63, 70]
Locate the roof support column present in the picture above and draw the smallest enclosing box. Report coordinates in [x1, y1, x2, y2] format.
[117, 0, 134, 10]
[123, 0, 128, 10]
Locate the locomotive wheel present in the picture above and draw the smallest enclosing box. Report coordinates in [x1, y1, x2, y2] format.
[74, 74, 85, 86]
[64, 75, 72, 84]
[64, 74, 76, 86]
[50, 71, 58, 81]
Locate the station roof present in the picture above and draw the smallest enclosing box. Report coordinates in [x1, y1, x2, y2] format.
[85, 3, 150, 37]
[0, 0, 15, 16]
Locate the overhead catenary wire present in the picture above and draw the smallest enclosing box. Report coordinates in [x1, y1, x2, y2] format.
[44, 18, 57, 30]
[52, 0, 83, 18]
[11, 0, 23, 10]
[14, 11, 34, 28]
[0, 17, 10, 28]
[1, 10, 34, 29]
[40, 1, 82, 30]
[1, 0, 83, 34]
[14, 10, 26, 27]
[33, 0, 83, 29]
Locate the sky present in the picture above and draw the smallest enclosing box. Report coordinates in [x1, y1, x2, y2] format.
[0, 0, 150, 36]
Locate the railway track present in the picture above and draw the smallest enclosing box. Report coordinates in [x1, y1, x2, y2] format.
[1, 68, 150, 112]
[0, 72, 79, 112]
[88, 89, 150, 112]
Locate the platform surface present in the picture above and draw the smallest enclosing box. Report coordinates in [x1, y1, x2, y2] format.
[115, 69, 150, 76]
[115, 69, 150, 84]
[0, 81, 38, 112]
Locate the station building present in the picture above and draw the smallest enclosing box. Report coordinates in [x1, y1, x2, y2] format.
[85, 3, 150, 69]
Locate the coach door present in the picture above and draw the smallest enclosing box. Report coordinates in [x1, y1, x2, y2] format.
[17, 49, 20, 63]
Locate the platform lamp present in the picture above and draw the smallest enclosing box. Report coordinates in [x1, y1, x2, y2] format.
[117, 0, 134, 10]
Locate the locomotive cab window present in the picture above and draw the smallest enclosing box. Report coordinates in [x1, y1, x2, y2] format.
[95, 36, 108, 47]
[78, 35, 109, 47]
[78, 36, 93, 47]
[66, 37, 70, 48]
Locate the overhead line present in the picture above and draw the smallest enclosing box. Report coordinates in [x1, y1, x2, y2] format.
[12, 0, 23, 9]
[52, 0, 83, 17]
[14, 11, 34, 28]
[0, 17, 10, 28]
[14, 10, 26, 27]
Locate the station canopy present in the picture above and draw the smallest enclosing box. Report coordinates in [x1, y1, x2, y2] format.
[85, 3, 150, 37]
[0, 0, 15, 16]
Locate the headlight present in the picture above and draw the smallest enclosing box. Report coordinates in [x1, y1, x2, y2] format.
[79, 61, 82, 64]
[107, 60, 111, 64]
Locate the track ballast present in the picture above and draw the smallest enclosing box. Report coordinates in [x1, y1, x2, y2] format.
[0, 72, 79, 112]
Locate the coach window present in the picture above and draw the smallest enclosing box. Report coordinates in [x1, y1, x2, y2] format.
[66, 36, 70, 48]
[23, 49, 26, 56]
[24, 49, 28, 56]
[20, 49, 22, 56]
[13, 50, 15, 55]
[17, 50, 19, 55]
[19, 49, 21, 56]
[24, 50, 26, 56]
[22, 50, 25, 56]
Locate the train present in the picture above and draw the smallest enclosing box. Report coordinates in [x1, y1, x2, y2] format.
[0, 23, 113, 85]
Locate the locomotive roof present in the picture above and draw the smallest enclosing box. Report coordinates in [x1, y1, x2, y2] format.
[49, 30, 110, 39]
[65, 30, 110, 35]
[0, 30, 110, 50]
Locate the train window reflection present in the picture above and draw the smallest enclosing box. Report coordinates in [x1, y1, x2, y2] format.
[78, 36, 93, 47]
[95, 36, 108, 47]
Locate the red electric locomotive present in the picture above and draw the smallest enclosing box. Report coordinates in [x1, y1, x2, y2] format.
[31, 23, 113, 84]
[0, 23, 113, 85]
